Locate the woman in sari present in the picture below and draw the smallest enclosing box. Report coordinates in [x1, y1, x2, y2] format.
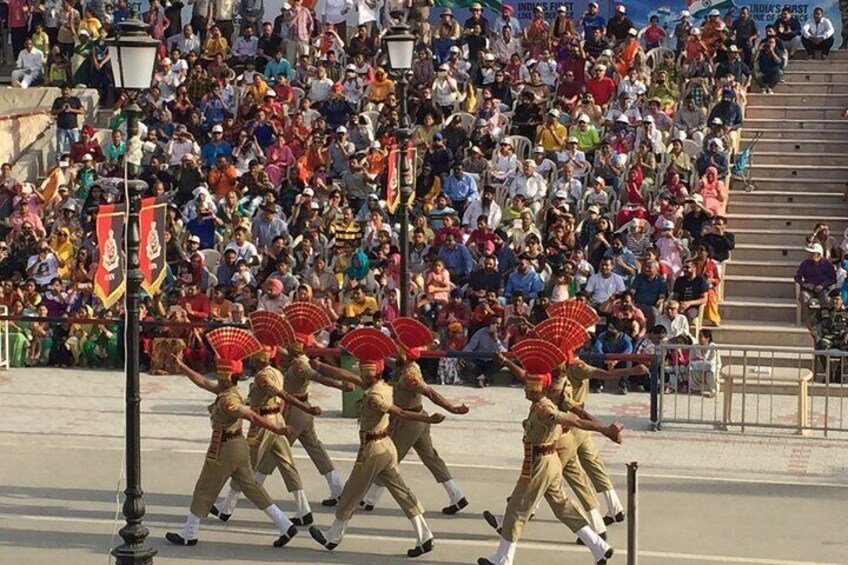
[215, 190, 249, 241]
[523, 8, 550, 60]
[7, 300, 31, 368]
[50, 228, 75, 280]
[282, 112, 311, 160]
[615, 30, 644, 77]
[694, 166, 727, 215]
[264, 134, 296, 187]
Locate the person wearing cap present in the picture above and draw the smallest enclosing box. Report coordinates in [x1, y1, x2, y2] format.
[579, 1, 606, 42]
[69, 126, 104, 164]
[431, 62, 459, 115]
[795, 242, 837, 322]
[673, 10, 692, 56]
[507, 159, 546, 214]
[463, 2, 490, 36]
[607, 4, 634, 44]
[684, 26, 709, 62]
[537, 109, 568, 157]
[569, 113, 601, 157]
[585, 63, 617, 107]
[551, 5, 574, 40]
[696, 136, 729, 177]
[201, 124, 233, 168]
[715, 44, 752, 89]
[559, 135, 590, 178]
[497, 4, 522, 39]
[462, 184, 502, 229]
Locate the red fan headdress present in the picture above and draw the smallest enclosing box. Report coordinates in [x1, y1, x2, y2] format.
[206, 327, 263, 377]
[282, 303, 332, 346]
[532, 317, 589, 363]
[339, 327, 397, 375]
[547, 299, 599, 329]
[513, 339, 567, 390]
[250, 311, 296, 348]
[389, 317, 433, 361]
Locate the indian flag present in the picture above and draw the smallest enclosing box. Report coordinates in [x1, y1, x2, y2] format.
[435, 0, 503, 12]
[686, 0, 736, 19]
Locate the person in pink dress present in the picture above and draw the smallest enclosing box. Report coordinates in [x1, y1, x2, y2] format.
[694, 166, 728, 215]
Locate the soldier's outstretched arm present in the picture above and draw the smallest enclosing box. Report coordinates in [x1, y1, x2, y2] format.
[388, 405, 446, 424]
[279, 390, 322, 415]
[174, 355, 220, 394]
[309, 358, 363, 389]
[423, 386, 470, 415]
[244, 409, 291, 437]
[581, 362, 650, 381]
[558, 410, 624, 444]
[493, 351, 526, 381]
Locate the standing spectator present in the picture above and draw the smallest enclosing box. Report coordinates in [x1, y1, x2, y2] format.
[51, 84, 84, 157]
[731, 6, 758, 66]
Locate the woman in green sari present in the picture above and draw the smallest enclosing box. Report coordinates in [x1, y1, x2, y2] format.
[7, 300, 31, 368]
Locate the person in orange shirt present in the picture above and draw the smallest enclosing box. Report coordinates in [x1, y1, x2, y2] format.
[364, 67, 395, 109]
[363, 140, 386, 182]
[247, 72, 270, 100]
[208, 155, 240, 198]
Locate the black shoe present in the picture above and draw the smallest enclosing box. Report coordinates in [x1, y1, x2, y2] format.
[407, 538, 434, 558]
[321, 496, 340, 507]
[442, 497, 468, 515]
[477, 559, 496, 565]
[614, 511, 625, 523]
[603, 511, 625, 525]
[618, 385, 629, 395]
[273, 525, 298, 548]
[359, 500, 374, 511]
[603, 515, 614, 526]
[597, 547, 614, 564]
[482, 510, 502, 534]
[292, 513, 313, 526]
[165, 532, 198, 546]
[309, 526, 338, 551]
[209, 505, 231, 522]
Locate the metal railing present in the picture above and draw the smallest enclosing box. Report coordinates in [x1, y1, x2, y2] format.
[655, 343, 848, 436]
[0, 305, 8, 370]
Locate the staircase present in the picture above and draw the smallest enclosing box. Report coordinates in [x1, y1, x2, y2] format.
[720, 53, 848, 349]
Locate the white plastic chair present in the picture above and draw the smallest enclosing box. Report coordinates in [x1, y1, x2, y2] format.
[506, 135, 532, 161]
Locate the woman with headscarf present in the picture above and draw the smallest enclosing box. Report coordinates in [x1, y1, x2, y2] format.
[694, 166, 727, 215]
[50, 227, 75, 280]
[182, 186, 218, 221]
[7, 300, 31, 368]
[149, 305, 193, 374]
[364, 67, 395, 110]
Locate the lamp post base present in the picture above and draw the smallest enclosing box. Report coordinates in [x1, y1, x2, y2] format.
[112, 545, 157, 565]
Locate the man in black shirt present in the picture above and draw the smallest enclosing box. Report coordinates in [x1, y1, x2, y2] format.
[606, 5, 634, 44]
[51, 84, 84, 158]
[673, 260, 709, 322]
[700, 216, 735, 263]
[256, 21, 282, 73]
[463, 2, 490, 37]
[682, 194, 712, 245]
[731, 6, 758, 65]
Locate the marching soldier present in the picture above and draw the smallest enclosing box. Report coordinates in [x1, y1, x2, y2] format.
[212, 346, 322, 525]
[360, 317, 471, 514]
[165, 330, 299, 548]
[309, 328, 443, 558]
[479, 339, 620, 565]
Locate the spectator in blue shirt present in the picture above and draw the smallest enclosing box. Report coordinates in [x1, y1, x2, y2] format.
[263, 51, 294, 83]
[494, 229, 517, 275]
[504, 254, 544, 299]
[442, 162, 478, 216]
[707, 89, 743, 131]
[631, 259, 668, 325]
[463, 316, 507, 387]
[432, 24, 457, 65]
[201, 88, 227, 126]
[581, 2, 607, 41]
[438, 233, 475, 283]
[592, 318, 634, 394]
[604, 237, 638, 283]
[201, 125, 233, 168]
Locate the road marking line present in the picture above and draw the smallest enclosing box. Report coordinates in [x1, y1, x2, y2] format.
[0, 514, 842, 565]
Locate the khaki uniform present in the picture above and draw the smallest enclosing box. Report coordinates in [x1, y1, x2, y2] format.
[548, 370, 600, 513]
[566, 363, 615, 493]
[247, 366, 303, 491]
[335, 380, 424, 521]
[500, 397, 589, 542]
[378, 362, 452, 484]
[189, 388, 274, 516]
[283, 354, 334, 475]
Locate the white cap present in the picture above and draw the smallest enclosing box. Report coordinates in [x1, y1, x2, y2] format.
[587, 205, 600, 214]
[661, 219, 675, 230]
[310, 201, 321, 210]
[371, 141, 382, 149]
[345, 63, 356, 71]
[548, 109, 561, 118]
[686, 193, 704, 204]
[265, 90, 277, 97]
[212, 124, 224, 133]
[577, 114, 590, 123]
[533, 146, 545, 154]
[449, 46, 460, 53]
[471, 145, 483, 154]
[82, 153, 93, 161]
[710, 138, 724, 150]
[439, 63, 450, 71]
[616, 114, 630, 124]
[617, 5, 626, 12]
[193, 186, 210, 198]
[691, 27, 701, 35]
[806, 243, 824, 255]
[642, 115, 655, 124]
[483, 53, 495, 62]
[680, 10, 690, 17]
[336, 126, 347, 133]
[628, 28, 638, 36]
[567, 136, 579, 144]
[188, 235, 201, 243]
[553, 190, 568, 199]
[709, 8, 720, 16]
[302, 187, 315, 196]
[557, 6, 567, 12]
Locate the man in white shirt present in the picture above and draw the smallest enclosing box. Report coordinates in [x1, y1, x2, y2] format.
[315, 0, 353, 41]
[553, 162, 583, 204]
[585, 257, 626, 310]
[801, 7, 834, 59]
[231, 26, 259, 66]
[12, 38, 45, 88]
[462, 185, 502, 229]
[168, 24, 202, 54]
[492, 25, 522, 65]
[508, 159, 547, 213]
[307, 65, 335, 103]
[166, 125, 201, 166]
[225, 226, 261, 266]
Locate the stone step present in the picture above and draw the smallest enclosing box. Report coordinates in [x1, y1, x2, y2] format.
[710, 321, 811, 348]
[725, 275, 795, 299]
[743, 118, 848, 131]
[747, 164, 848, 181]
[777, 81, 848, 94]
[753, 152, 848, 166]
[730, 244, 807, 263]
[732, 228, 810, 247]
[745, 92, 848, 106]
[728, 200, 845, 217]
[721, 298, 797, 324]
[732, 190, 845, 204]
[784, 70, 848, 82]
[725, 260, 798, 279]
[726, 212, 848, 231]
[744, 106, 847, 120]
[743, 128, 848, 140]
[734, 177, 848, 193]
[747, 139, 848, 154]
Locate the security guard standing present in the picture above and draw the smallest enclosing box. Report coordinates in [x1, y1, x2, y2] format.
[479, 339, 620, 565]
[360, 317, 471, 514]
[309, 327, 444, 558]
[211, 346, 323, 524]
[165, 335, 299, 548]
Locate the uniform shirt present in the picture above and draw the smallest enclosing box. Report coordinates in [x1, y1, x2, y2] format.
[209, 388, 248, 432]
[360, 380, 392, 432]
[564, 362, 596, 405]
[248, 366, 284, 409]
[522, 397, 562, 445]
[284, 354, 319, 397]
[393, 362, 426, 410]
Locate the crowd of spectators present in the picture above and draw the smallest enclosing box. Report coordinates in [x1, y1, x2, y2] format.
[14, 0, 834, 394]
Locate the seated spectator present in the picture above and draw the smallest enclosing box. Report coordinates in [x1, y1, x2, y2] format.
[801, 7, 834, 60]
[464, 316, 507, 387]
[672, 260, 709, 322]
[795, 242, 837, 323]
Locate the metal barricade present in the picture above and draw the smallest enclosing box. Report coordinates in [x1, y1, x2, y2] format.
[655, 343, 848, 436]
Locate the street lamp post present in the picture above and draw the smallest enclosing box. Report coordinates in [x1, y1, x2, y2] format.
[384, 25, 416, 316]
[108, 18, 159, 565]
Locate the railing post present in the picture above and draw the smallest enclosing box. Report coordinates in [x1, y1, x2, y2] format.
[627, 461, 638, 565]
[649, 352, 660, 431]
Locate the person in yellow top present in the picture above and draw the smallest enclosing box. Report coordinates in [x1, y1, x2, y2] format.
[364, 67, 395, 109]
[359, 318, 471, 514]
[202, 26, 229, 61]
[309, 328, 445, 558]
[478, 340, 620, 565]
[343, 286, 379, 319]
[165, 354, 299, 548]
[537, 109, 568, 159]
[247, 73, 270, 100]
[79, 7, 102, 37]
[210, 348, 323, 525]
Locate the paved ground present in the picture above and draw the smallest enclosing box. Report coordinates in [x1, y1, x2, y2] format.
[1, 368, 847, 565]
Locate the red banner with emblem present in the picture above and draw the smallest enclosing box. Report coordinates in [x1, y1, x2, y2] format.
[94, 203, 126, 309]
[386, 142, 400, 214]
[139, 195, 168, 295]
